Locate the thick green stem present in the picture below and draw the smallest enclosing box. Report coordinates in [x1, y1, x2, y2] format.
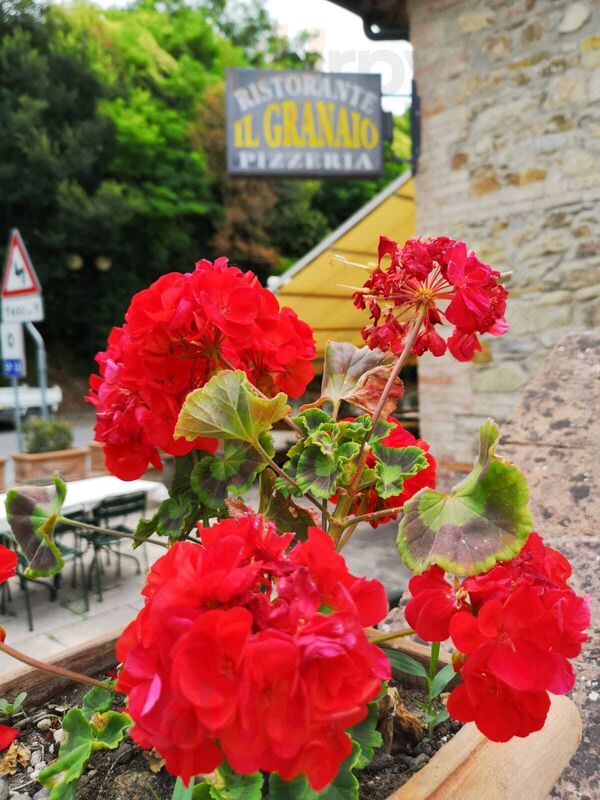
[427, 641, 441, 739]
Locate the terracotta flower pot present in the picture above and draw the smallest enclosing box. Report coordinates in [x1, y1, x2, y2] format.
[0, 456, 6, 492]
[0, 632, 582, 800]
[11, 447, 90, 483]
[89, 441, 107, 473]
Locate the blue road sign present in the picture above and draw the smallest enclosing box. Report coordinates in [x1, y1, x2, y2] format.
[2, 358, 24, 378]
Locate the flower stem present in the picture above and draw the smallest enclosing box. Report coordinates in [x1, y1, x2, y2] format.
[255, 446, 331, 521]
[0, 641, 111, 691]
[346, 305, 427, 499]
[369, 628, 415, 645]
[58, 517, 169, 549]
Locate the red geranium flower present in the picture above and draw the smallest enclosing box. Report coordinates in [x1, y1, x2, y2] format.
[87, 258, 316, 480]
[405, 566, 464, 642]
[117, 513, 389, 790]
[0, 546, 17, 584]
[0, 724, 18, 751]
[355, 236, 508, 361]
[446, 646, 550, 742]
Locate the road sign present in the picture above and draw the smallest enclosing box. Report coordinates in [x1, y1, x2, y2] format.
[2, 359, 24, 378]
[1, 322, 25, 378]
[1, 230, 44, 322]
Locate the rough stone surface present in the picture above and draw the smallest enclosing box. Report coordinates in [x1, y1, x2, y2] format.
[409, 0, 600, 462]
[0, 778, 7, 800]
[559, 2, 592, 33]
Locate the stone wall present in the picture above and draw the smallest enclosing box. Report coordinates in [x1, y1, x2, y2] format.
[407, 0, 600, 463]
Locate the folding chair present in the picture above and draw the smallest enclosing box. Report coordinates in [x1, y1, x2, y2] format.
[82, 492, 147, 601]
[53, 508, 91, 612]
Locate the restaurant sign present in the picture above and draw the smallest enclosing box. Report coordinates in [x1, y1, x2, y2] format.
[226, 68, 383, 178]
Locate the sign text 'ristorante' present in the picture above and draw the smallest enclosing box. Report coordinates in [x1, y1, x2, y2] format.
[226, 69, 383, 178]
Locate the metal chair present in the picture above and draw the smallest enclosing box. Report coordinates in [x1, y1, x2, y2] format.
[53, 508, 91, 613]
[82, 492, 147, 601]
[0, 533, 57, 633]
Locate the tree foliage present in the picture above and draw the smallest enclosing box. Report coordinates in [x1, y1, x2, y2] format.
[0, 0, 411, 373]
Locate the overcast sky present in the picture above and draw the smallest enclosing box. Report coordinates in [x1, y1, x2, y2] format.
[265, 0, 412, 111]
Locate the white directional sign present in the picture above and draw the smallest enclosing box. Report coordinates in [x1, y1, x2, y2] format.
[1, 230, 44, 322]
[1, 321, 26, 378]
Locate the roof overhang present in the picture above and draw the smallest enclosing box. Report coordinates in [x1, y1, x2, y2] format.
[327, 0, 410, 40]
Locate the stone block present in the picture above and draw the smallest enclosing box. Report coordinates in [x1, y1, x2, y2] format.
[559, 3, 592, 34]
[472, 362, 528, 393]
[562, 148, 598, 176]
[507, 168, 547, 186]
[457, 9, 495, 32]
[471, 166, 501, 195]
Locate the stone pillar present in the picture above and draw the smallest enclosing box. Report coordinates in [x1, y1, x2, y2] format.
[407, 0, 600, 463]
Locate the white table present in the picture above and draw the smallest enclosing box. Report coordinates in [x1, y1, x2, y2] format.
[0, 476, 168, 533]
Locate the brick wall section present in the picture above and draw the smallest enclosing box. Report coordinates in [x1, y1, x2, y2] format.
[407, 0, 600, 462]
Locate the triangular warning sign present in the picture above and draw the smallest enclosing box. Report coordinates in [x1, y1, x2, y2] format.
[2, 229, 42, 298]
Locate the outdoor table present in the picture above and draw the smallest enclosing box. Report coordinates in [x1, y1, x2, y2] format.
[0, 475, 168, 534]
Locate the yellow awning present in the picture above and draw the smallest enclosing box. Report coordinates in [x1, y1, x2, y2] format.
[271, 173, 415, 366]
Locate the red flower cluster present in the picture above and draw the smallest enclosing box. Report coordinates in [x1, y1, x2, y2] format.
[0, 546, 19, 751]
[354, 236, 508, 361]
[404, 534, 590, 741]
[87, 258, 315, 480]
[116, 515, 389, 789]
[335, 418, 436, 527]
[0, 546, 17, 585]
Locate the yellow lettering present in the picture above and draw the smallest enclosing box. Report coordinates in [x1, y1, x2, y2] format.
[351, 112, 361, 147]
[316, 101, 336, 147]
[300, 101, 322, 146]
[234, 114, 260, 147]
[263, 103, 282, 147]
[334, 106, 352, 148]
[282, 101, 304, 147]
[360, 118, 379, 149]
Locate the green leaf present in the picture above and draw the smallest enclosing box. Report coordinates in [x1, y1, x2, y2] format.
[4, 474, 67, 577]
[92, 710, 131, 748]
[155, 494, 194, 538]
[371, 444, 428, 499]
[397, 420, 533, 575]
[294, 408, 333, 435]
[269, 742, 360, 799]
[173, 777, 196, 800]
[430, 663, 456, 698]
[426, 708, 449, 727]
[317, 342, 403, 417]
[383, 649, 428, 679]
[39, 709, 93, 798]
[191, 435, 273, 510]
[192, 784, 212, 800]
[258, 470, 317, 542]
[175, 370, 290, 446]
[296, 444, 342, 499]
[39, 704, 131, 800]
[211, 762, 263, 799]
[348, 700, 382, 769]
[81, 685, 113, 721]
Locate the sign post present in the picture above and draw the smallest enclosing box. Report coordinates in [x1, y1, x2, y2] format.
[1, 229, 48, 424]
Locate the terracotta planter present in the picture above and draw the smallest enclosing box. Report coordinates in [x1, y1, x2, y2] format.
[0, 457, 6, 492]
[1, 632, 581, 799]
[89, 440, 107, 473]
[11, 446, 89, 483]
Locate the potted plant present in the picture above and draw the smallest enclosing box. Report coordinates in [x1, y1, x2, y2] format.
[0, 456, 5, 492]
[11, 416, 89, 483]
[2, 243, 588, 799]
